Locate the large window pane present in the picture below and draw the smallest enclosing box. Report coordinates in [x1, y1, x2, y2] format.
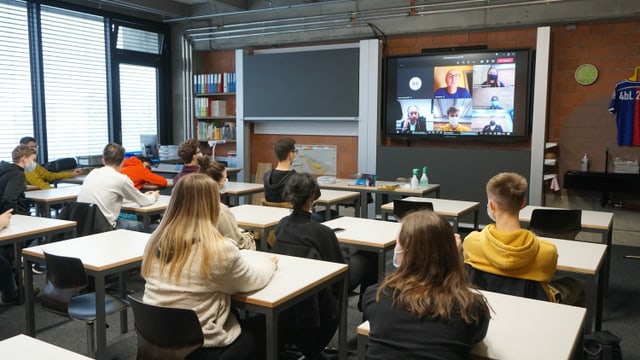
[120, 64, 158, 154]
[41, 5, 108, 160]
[0, 0, 33, 162]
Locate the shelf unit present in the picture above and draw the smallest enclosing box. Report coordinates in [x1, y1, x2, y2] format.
[543, 142, 558, 183]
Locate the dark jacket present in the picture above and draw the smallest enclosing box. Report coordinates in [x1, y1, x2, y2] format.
[0, 161, 30, 215]
[263, 169, 296, 202]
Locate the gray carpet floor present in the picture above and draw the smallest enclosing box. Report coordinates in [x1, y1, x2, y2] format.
[1, 244, 638, 359]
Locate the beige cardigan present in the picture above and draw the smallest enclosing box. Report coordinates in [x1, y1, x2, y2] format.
[218, 203, 256, 250]
[143, 242, 275, 346]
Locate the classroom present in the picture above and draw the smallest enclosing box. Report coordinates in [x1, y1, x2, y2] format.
[1, 0, 639, 359]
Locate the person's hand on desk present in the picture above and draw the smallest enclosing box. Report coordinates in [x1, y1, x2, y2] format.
[0, 208, 13, 229]
[72, 168, 83, 176]
[145, 190, 160, 201]
[270, 255, 279, 270]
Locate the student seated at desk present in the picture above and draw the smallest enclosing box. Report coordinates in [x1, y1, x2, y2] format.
[119, 155, 167, 190]
[19, 136, 83, 190]
[272, 173, 377, 360]
[463, 172, 584, 305]
[172, 139, 201, 185]
[363, 210, 490, 360]
[0, 145, 36, 216]
[141, 174, 277, 360]
[200, 157, 256, 250]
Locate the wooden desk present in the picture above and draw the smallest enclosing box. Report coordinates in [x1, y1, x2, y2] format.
[0, 215, 76, 304]
[121, 195, 171, 232]
[25, 185, 81, 217]
[0, 334, 92, 359]
[233, 251, 349, 360]
[222, 181, 265, 206]
[319, 178, 441, 218]
[357, 290, 586, 360]
[321, 216, 401, 281]
[229, 205, 291, 250]
[22, 229, 150, 360]
[520, 205, 614, 292]
[380, 196, 480, 231]
[543, 237, 606, 332]
[315, 189, 361, 220]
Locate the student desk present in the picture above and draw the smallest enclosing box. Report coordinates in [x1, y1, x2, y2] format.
[25, 185, 81, 217]
[379, 196, 480, 231]
[58, 174, 173, 191]
[0, 334, 93, 360]
[357, 290, 586, 360]
[543, 236, 607, 332]
[315, 189, 361, 220]
[233, 251, 349, 360]
[22, 229, 150, 360]
[318, 179, 441, 218]
[321, 216, 401, 281]
[519, 205, 614, 291]
[0, 215, 76, 304]
[222, 181, 265, 206]
[229, 205, 292, 250]
[121, 195, 171, 232]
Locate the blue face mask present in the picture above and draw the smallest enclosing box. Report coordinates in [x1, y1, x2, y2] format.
[24, 161, 36, 173]
[491, 101, 499, 107]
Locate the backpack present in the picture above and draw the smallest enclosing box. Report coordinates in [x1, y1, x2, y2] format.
[584, 330, 623, 360]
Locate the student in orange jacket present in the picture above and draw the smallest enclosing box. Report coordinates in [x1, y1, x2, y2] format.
[120, 156, 167, 190]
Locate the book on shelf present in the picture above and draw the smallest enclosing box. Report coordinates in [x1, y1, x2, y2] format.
[193, 72, 236, 95]
[197, 121, 236, 141]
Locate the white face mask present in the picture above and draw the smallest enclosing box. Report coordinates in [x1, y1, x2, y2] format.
[487, 204, 496, 222]
[449, 117, 459, 127]
[220, 179, 229, 192]
[24, 160, 36, 173]
[392, 245, 404, 268]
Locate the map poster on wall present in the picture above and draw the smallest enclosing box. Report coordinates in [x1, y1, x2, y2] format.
[292, 144, 337, 176]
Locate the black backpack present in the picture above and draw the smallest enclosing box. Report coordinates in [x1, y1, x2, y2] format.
[584, 330, 623, 360]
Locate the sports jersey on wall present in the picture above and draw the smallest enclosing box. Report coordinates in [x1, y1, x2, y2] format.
[608, 79, 640, 146]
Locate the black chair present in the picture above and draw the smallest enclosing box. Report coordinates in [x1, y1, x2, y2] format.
[54, 201, 114, 241]
[529, 209, 582, 240]
[393, 199, 434, 221]
[41, 252, 130, 356]
[128, 295, 204, 360]
[466, 264, 551, 302]
[44, 157, 77, 172]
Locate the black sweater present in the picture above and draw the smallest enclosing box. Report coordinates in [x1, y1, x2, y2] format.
[0, 161, 30, 215]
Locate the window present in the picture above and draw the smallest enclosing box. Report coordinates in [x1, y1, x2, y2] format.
[120, 64, 158, 153]
[0, 1, 32, 162]
[116, 25, 163, 54]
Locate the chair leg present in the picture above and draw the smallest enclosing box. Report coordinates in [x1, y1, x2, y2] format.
[86, 321, 96, 356]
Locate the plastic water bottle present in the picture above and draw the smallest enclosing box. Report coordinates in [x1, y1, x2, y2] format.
[410, 168, 419, 189]
[581, 153, 589, 172]
[420, 166, 429, 187]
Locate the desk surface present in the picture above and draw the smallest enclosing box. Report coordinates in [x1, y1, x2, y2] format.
[232, 250, 348, 308]
[543, 237, 606, 275]
[22, 229, 150, 272]
[229, 205, 291, 229]
[222, 181, 264, 195]
[122, 195, 171, 213]
[0, 334, 93, 360]
[317, 189, 360, 204]
[380, 196, 480, 217]
[24, 185, 81, 202]
[319, 178, 440, 196]
[322, 216, 401, 249]
[519, 205, 614, 231]
[359, 290, 585, 360]
[0, 215, 76, 243]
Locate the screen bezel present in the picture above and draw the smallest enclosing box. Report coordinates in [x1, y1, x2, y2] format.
[382, 48, 534, 142]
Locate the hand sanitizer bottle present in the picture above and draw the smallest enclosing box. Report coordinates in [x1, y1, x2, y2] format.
[420, 166, 429, 187]
[581, 153, 589, 172]
[410, 168, 419, 189]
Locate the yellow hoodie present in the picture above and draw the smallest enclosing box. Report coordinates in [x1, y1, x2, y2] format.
[463, 224, 558, 300]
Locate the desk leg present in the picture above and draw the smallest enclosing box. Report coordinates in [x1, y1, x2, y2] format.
[603, 230, 611, 293]
[473, 209, 479, 230]
[143, 215, 151, 233]
[377, 248, 386, 282]
[325, 205, 331, 221]
[119, 272, 128, 334]
[95, 275, 107, 360]
[259, 229, 268, 251]
[13, 242, 24, 304]
[357, 333, 367, 360]
[452, 217, 459, 232]
[339, 272, 348, 360]
[596, 263, 604, 331]
[265, 310, 278, 360]
[24, 258, 36, 336]
[360, 192, 369, 219]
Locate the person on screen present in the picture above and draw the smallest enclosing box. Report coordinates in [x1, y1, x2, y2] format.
[363, 210, 490, 359]
[434, 69, 471, 99]
[400, 105, 427, 133]
[141, 173, 277, 360]
[482, 66, 505, 87]
[489, 95, 503, 109]
[482, 118, 504, 134]
[19, 136, 83, 190]
[439, 107, 470, 132]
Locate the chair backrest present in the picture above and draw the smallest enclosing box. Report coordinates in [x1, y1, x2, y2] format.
[56, 201, 114, 239]
[128, 296, 204, 360]
[44, 157, 78, 172]
[252, 162, 272, 205]
[41, 252, 89, 315]
[393, 199, 433, 220]
[466, 264, 551, 302]
[261, 198, 292, 208]
[529, 209, 582, 240]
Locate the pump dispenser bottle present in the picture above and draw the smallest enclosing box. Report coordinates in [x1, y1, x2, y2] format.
[581, 153, 589, 172]
[420, 166, 429, 187]
[410, 168, 419, 189]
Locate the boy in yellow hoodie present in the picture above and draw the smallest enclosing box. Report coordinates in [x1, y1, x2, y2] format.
[463, 172, 583, 304]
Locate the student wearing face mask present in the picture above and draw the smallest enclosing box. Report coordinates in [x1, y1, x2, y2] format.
[0, 145, 37, 216]
[200, 157, 256, 250]
[364, 210, 489, 360]
[18, 136, 83, 190]
[172, 139, 203, 184]
[482, 66, 505, 87]
[440, 106, 471, 132]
